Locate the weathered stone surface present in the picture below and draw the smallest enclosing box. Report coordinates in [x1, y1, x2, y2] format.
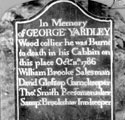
[109, 5, 125, 120]
[88, 4, 125, 120]
[0, 1, 88, 120]
[1, 0, 125, 120]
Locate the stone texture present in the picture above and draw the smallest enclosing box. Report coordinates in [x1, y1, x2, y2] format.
[0, 0, 125, 120]
[0, 1, 88, 120]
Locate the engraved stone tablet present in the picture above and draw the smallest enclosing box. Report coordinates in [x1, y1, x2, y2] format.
[15, 0, 113, 120]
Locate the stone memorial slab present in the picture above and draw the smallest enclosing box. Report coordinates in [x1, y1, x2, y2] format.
[15, 0, 113, 120]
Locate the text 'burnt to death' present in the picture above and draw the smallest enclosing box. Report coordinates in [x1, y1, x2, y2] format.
[15, 1, 113, 120]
